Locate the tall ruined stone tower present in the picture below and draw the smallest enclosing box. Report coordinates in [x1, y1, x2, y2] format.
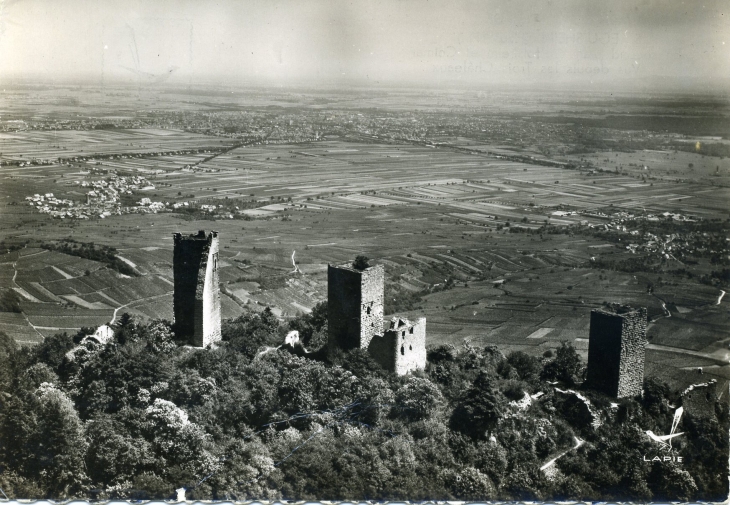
[173, 230, 221, 347]
[586, 305, 647, 398]
[327, 263, 384, 351]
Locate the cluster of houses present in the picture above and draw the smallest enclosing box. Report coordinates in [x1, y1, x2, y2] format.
[24, 193, 81, 219]
[566, 209, 718, 261]
[607, 216, 719, 261]
[136, 198, 166, 213]
[26, 175, 159, 219]
[625, 230, 688, 258]
[79, 174, 154, 194]
[25, 171, 246, 220]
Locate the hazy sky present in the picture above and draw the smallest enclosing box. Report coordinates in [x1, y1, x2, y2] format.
[1, 0, 728, 91]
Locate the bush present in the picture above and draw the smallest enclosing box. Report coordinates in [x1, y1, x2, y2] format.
[352, 255, 370, 270]
[541, 341, 583, 385]
[507, 351, 541, 382]
[450, 372, 506, 439]
[502, 380, 526, 401]
[221, 307, 281, 358]
[427, 344, 457, 364]
[0, 313, 726, 501]
[287, 301, 327, 347]
[0, 290, 22, 313]
[393, 377, 444, 421]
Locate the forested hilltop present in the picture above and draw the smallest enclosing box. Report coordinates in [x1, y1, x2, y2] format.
[0, 305, 726, 502]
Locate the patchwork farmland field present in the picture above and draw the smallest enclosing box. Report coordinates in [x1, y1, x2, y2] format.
[0, 116, 728, 395]
[0, 128, 236, 163]
[2, 3, 730, 497]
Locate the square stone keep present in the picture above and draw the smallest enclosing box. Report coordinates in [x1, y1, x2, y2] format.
[327, 263, 384, 351]
[173, 230, 221, 347]
[586, 306, 646, 398]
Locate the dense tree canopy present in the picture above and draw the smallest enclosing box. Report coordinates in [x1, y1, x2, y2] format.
[0, 312, 726, 501]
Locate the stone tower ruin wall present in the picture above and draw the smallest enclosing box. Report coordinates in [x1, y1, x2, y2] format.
[615, 307, 646, 398]
[359, 264, 384, 349]
[367, 316, 426, 375]
[327, 266, 362, 352]
[327, 264, 384, 351]
[327, 262, 427, 376]
[586, 306, 646, 398]
[173, 230, 221, 347]
[196, 232, 221, 347]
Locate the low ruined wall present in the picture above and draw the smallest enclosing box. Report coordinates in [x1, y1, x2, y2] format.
[682, 380, 717, 419]
[368, 332, 397, 373]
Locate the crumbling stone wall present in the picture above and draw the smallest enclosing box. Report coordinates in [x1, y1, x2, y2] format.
[554, 388, 603, 429]
[327, 262, 428, 375]
[368, 316, 426, 375]
[586, 305, 646, 398]
[681, 379, 717, 418]
[173, 230, 221, 347]
[327, 264, 384, 351]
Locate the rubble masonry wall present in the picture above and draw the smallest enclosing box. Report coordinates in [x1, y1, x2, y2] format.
[367, 317, 426, 374]
[616, 307, 646, 398]
[682, 380, 717, 418]
[392, 317, 426, 375]
[586, 307, 646, 398]
[359, 264, 384, 350]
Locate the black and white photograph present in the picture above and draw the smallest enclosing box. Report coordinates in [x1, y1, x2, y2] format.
[0, 0, 728, 502]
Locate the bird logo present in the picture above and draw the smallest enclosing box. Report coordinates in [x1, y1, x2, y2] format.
[645, 406, 684, 451]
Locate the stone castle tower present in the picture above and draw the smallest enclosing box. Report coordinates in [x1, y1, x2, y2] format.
[327, 263, 384, 351]
[586, 305, 647, 398]
[173, 230, 221, 347]
[327, 262, 427, 375]
[368, 316, 427, 375]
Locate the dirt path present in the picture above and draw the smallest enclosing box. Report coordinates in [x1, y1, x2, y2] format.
[540, 436, 584, 471]
[108, 291, 172, 325]
[51, 265, 74, 279]
[116, 255, 137, 269]
[646, 343, 730, 364]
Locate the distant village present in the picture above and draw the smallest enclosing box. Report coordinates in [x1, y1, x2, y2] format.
[540, 207, 727, 264]
[23, 174, 242, 220]
[25, 175, 157, 219]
